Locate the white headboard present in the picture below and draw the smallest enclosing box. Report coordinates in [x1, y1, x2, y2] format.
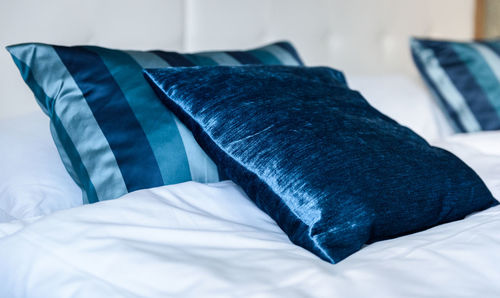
[0, 0, 475, 119]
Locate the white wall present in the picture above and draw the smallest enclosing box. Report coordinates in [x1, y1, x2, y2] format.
[0, 0, 475, 119]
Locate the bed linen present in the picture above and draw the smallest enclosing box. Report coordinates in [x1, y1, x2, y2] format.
[0, 112, 81, 222]
[0, 131, 499, 297]
[431, 131, 500, 198]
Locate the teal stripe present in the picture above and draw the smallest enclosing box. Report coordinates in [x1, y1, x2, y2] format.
[8, 46, 50, 115]
[411, 41, 481, 131]
[452, 44, 500, 115]
[131, 50, 222, 182]
[260, 44, 300, 66]
[248, 49, 282, 64]
[9, 47, 95, 203]
[8, 44, 127, 201]
[472, 43, 500, 85]
[197, 52, 241, 65]
[50, 117, 93, 204]
[184, 54, 218, 66]
[95, 48, 192, 184]
[172, 116, 219, 183]
[126, 50, 171, 67]
[48, 121, 79, 187]
[485, 42, 500, 54]
[129, 51, 219, 182]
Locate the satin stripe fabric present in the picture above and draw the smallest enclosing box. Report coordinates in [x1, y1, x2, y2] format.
[92, 47, 192, 185]
[411, 40, 478, 131]
[196, 52, 241, 65]
[472, 44, 500, 83]
[465, 44, 500, 113]
[151, 51, 195, 66]
[259, 44, 301, 66]
[7, 41, 304, 203]
[484, 42, 500, 55]
[448, 44, 499, 129]
[225, 51, 263, 64]
[172, 116, 219, 183]
[248, 49, 282, 64]
[126, 50, 219, 183]
[411, 38, 500, 132]
[183, 54, 218, 66]
[54, 46, 165, 192]
[8, 45, 124, 203]
[274, 41, 304, 64]
[50, 115, 98, 204]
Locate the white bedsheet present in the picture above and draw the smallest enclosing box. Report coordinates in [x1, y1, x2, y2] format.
[1, 131, 499, 298]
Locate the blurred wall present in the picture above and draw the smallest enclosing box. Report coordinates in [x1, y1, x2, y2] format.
[477, 0, 500, 38]
[0, 0, 476, 119]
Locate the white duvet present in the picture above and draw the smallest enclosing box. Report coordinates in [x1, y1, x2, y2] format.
[1, 132, 500, 298]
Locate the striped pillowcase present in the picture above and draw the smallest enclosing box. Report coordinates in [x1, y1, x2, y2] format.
[411, 38, 500, 133]
[7, 42, 304, 204]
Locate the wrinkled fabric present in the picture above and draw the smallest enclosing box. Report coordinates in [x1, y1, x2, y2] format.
[1, 180, 500, 297]
[144, 65, 497, 263]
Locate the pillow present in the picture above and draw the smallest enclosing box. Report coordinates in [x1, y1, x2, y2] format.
[144, 65, 497, 263]
[346, 75, 442, 141]
[6, 41, 303, 203]
[411, 38, 500, 133]
[0, 112, 81, 222]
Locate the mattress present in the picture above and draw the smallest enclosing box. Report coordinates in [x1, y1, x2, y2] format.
[0, 130, 499, 298]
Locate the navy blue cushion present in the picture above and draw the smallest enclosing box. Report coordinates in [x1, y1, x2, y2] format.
[144, 65, 497, 263]
[411, 38, 500, 133]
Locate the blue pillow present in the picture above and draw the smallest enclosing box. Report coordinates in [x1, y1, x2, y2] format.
[144, 65, 497, 263]
[6, 41, 304, 203]
[411, 38, 500, 133]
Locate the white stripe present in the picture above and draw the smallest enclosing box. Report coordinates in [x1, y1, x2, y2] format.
[173, 117, 219, 183]
[126, 50, 171, 68]
[261, 45, 300, 66]
[197, 52, 242, 65]
[129, 50, 220, 183]
[412, 40, 481, 132]
[9, 44, 128, 201]
[471, 43, 500, 83]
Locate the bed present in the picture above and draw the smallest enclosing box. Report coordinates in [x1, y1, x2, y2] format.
[2, 0, 500, 297]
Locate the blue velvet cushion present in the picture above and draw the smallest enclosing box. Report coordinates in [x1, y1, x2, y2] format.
[6, 41, 303, 203]
[411, 38, 500, 132]
[144, 65, 497, 263]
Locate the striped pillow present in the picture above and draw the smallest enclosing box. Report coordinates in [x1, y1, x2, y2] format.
[411, 38, 500, 133]
[7, 42, 303, 203]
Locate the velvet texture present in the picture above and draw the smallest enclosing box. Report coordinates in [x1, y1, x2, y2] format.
[144, 65, 497, 263]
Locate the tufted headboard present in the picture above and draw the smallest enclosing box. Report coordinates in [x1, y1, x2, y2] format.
[0, 0, 475, 119]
